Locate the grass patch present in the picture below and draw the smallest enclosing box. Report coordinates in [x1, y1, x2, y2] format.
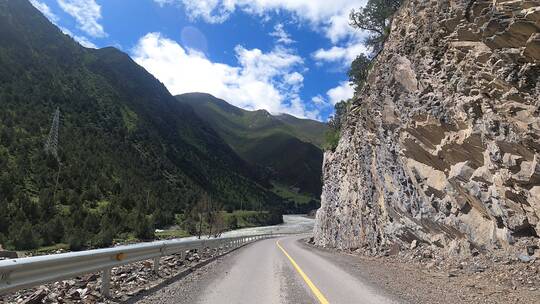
[27, 243, 69, 255]
[121, 106, 138, 132]
[155, 229, 190, 240]
[223, 210, 282, 230]
[113, 233, 139, 244]
[271, 182, 314, 205]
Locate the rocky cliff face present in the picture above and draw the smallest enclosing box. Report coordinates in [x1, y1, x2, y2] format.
[315, 0, 540, 255]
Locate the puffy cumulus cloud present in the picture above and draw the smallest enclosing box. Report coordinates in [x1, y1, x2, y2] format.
[327, 81, 354, 105]
[312, 40, 369, 67]
[283, 72, 303, 88]
[153, 0, 369, 118]
[270, 23, 295, 45]
[311, 95, 326, 106]
[30, 0, 59, 23]
[154, 0, 367, 42]
[308, 82, 354, 111]
[132, 32, 321, 119]
[57, 0, 106, 38]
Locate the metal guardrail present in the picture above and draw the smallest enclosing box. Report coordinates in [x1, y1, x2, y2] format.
[0, 233, 285, 297]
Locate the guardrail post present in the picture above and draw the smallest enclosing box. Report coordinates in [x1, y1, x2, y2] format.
[153, 257, 160, 274]
[102, 267, 111, 298]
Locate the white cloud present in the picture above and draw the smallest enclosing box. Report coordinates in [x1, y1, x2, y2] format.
[71, 34, 98, 48]
[59, 27, 97, 48]
[309, 82, 354, 109]
[30, 0, 59, 23]
[155, 0, 233, 23]
[312, 40, 368, 67]
[132, 32, 320, 119]
[327, 81, 354, 105]
[57, 0, 106, 38]
[270, 23, 295, 44]
[311, 95, 326, 106]
[153, 0, 369, 118]
[154, 0, 367, 43]
[284, 72, 303, 87]
[30, 0, 98, 48]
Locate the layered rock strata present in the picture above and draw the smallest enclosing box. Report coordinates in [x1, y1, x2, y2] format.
[315, 0, 540, 254]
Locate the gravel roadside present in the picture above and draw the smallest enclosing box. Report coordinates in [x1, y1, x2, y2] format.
[135, 245, 246, 304]
[302, 240, 540, 304]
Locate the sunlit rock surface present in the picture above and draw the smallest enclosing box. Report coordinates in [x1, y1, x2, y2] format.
[315, 0, 540, 254]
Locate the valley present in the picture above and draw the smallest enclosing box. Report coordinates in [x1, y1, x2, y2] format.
[1, 0, 539, 303]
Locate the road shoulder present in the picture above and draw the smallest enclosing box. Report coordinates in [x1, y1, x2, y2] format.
[302, 239, 540, 304]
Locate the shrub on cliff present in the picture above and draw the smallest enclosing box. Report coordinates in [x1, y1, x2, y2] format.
[349, 54, 371, 93]
[323, 129, 341, 151]
[324, 100, 351, 151]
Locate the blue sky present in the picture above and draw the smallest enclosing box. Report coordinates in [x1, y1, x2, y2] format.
[30, 0, 369, 121]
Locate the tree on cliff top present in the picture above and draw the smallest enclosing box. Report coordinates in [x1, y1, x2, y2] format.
[350, 0, 403, 53]
[325, 0, 403, 152]
[348, 0, 403, 92]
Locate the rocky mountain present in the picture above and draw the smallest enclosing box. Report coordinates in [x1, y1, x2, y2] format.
[0, 0, 280, 250]
[315, 0, 540, 256]
[176, 92, 326, 203]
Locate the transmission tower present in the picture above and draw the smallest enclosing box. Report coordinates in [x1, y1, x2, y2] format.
[44, 107, 60, 160]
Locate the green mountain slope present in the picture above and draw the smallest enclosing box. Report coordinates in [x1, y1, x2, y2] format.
[0, 0, 280, 250]
[176, 93, 326, 201]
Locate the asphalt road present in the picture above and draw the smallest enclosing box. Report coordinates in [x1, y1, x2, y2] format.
[138, 235, 398, 304]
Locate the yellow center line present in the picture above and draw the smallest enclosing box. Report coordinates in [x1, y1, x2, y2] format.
[276, 240, 330, 304]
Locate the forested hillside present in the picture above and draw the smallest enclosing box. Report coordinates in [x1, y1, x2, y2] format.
[176, 93, 326, 205]
[0, 0, 281, 251]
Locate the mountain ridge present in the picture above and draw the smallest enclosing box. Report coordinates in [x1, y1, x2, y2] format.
[176, 92, 326, 203]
